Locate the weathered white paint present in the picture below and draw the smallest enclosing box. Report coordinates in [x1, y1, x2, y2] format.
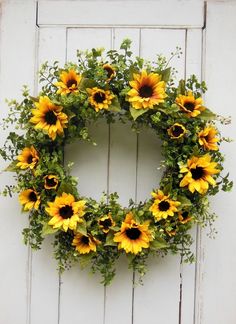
[0, 1, 236, 324]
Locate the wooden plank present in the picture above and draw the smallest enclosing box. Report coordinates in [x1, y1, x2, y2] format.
[104, 29, 140, 324]
[133, 28, 186, 324]
[181, 28, 202, 324]
[29, 27, 67, 324]
[60, 28, 112, 324]
[0, 1, 37, 324]
[37, 1, 204, 28]
[198, 2, 236, 324]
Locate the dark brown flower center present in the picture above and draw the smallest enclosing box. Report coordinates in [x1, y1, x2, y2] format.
[46, 177, 57, 187]
[171, 125, 184, 137]
[191, 167, 204, 180]
[66, 79, 77, 88]
[94, 92, 106, 103]
[99, 218, 112, 229]
[29, 191, 37, 202]
[181, 211, 189, 220]
[45, 110, 57, 125]
[126, 227, 141, 240]
[104, 66, 114, 78]
[27, 154, 33, 164]
[139, 85, 153, 98]
[184, 101, 195, 111]
[158, 200, 170, 211]
[59, 205, 73, 219]
[81, 236, 89, 245]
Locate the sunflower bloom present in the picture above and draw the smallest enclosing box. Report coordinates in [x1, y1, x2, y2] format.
[113, 212, 153, 254]
[198, 126, 219, 151]
[127, 70, 167, 110]
[103, 64, 116, 81]
[87, 87, 115, 112]
[16, 146, 39, 170]
[54, 69, 82, 95]
[45, 192, 86, 232]
[178, 211, 192, 224]
[72, 233, 100, 254]
[179, 154, 220, 194]
[44, 175, 59, 190]
[168, 123, 187, 139]
[98, 213, 116, 233]
[19, 189, 40, 211]
[176, 91, 205, 117]
[149, 190, 180, 221]
[30, 96, 68, 140]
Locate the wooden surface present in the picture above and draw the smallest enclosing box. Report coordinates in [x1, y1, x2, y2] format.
[0, 1, 235, 324]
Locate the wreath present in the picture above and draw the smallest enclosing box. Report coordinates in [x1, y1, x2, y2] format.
[0, 40, 232, 285]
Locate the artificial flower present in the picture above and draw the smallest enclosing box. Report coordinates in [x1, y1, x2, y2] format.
[87, 87, 115, 112]
[72, 233, 100, 254]
[127, 70, 167, 109]
[198, 126, 219, 151]
[149, 190, 180, 221]
[168, 123, 187, 139]
[98, 213, 116, 233]
[17, 146, 39, 170]
[19, 189, 40, 211]
[30, 96, 68, 140]
[176, 91, 205, 117]
[103, 64, 116, 81]
[179, 154, 220, 194]
[44, 175, 59, 190]
[54, 69, 82, 95]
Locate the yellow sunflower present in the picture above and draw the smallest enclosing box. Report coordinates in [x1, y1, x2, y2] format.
[72, 233, 100, 254]
[149, 190, 181, 221]
[30, 96, 68, 140]
[44, 175, 59, 190]
[16, 146, 39, 170]
[54, 69, 82, 95]
[176, 91, 205, 117]
[19, 189, 40, 211]
[103, 64, 116, 81]
[168, 123, 187, 139]
[113, 212, 153, 254]
[45, 192, 86, 232]
[178, 211, 192, 224]
[98, 213, 116, 233]
[127, 70, 167, 110]
[198, 126, 219, 151]
[87, 87, 115, 112]
[179, 154, 220, 194]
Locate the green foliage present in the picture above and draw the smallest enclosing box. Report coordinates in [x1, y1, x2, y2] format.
[0, 40, 232, 285]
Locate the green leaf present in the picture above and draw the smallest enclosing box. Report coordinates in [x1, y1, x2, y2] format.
[130, 107, 148, 120]
[57, 181, 78, 196]
[79, 254, 93, 269]
[198, 108, 216, 120]
[178, 79, 186, 95]
[4, 160, 18, 172]
[79, 78, 97, 90]
[150, 237, 168, 250]
[177, 195, 192, 208]
[42, 223, 58, 237]
[160, 67, 171, 82]
[109, 96, 121, 112]
[76, 221, 87, 236]
[104, 232, 117, 247]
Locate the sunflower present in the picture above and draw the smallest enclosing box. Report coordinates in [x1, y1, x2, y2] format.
[98, 213, 116, 233]
[30, 96, 68, 140]
[103, 64, 116, 81]
[16, 146, 39, 170]
[149, 190, 180, 221]
[72, 233, 100, 254]
[19, 189, 40, 211]
[176, 91, 205, 117]
[168, 123, 187, 139]
[44, 175, 59, 190]
[45, 192, 86, 232]
[54, 69, 82, 95]
[127, 70, 167, 110]
[178, 211, 192, 224]
[87, 87, 115, 112]
[198, 126, 219, 151]
[113, 212, 153, 254]
[179, 154, 220, 194]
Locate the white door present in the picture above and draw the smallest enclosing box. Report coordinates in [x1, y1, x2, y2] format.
[0, 1, 235, 324]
